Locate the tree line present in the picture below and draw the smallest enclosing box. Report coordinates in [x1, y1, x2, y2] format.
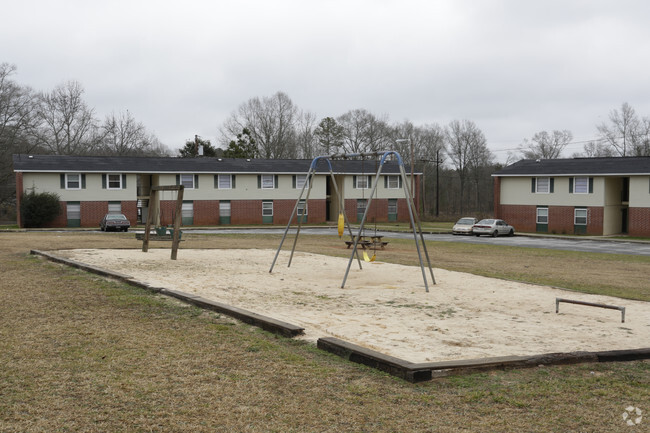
[0, 63, 170, 214]
[3, 60, 646, 222]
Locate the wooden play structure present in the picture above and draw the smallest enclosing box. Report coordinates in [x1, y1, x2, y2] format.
[140, 185, 184, 260]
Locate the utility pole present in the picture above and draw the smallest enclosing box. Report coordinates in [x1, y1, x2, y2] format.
[436, 149, 440, 217]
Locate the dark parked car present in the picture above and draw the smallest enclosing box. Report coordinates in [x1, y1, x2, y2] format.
[472, 219, 514, 237]
[100, 213, 131, 232]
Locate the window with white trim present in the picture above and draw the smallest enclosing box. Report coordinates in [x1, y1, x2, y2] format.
[574, 208, 587, 225]
[386, 175, 400, 189]
[108, 202, 121, 214]
[261, 174, 275, 189]
[262, 201, 273, 216]
[180, 174, 194, 189]
[107, 174, 122, 189]
[536, 207, 548, 224]
[219, 201, 231, 217]
[355, 175, 370, 189]
[297, 200, 308, 216]
[574, 177, 589, 194]
[66, 173, 81, 190]
[535, 177, 550, 193]
[295, 174, 308, 189]
[218, 174, 232, 189]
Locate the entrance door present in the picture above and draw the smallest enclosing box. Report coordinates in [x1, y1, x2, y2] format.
[621, 208, 628, 234]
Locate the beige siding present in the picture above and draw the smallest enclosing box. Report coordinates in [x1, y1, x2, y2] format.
[500, 176, 605, 206]
[23, 173, 135, 201]
[629, 176, 650, 207]
[155, 173, 328, 200]
[343, 175, 409, 199]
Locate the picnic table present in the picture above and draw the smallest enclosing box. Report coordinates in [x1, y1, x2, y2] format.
[344, 235, 389, 250]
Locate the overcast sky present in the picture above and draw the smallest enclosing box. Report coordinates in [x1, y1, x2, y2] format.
[3, 0, 650, 161]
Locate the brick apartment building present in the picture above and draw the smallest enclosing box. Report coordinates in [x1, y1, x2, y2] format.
[492, 157, 650, 236]
[13, 154, 419, 229]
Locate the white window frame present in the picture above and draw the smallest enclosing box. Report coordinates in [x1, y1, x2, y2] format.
[261, 174, 275, 189]
[67, 202, 81, 219]
[355, 175, 370, 189]
[574, 177, 589, 194]
[574, 208, 587, 225]
[218, 174, 232, 189]
[297, 200, 308, 216]
[180, 174, 195, 189]
[386, 175, 400, 189]
[107, 174, 122, 190]
[387, 199, 398, 214]
[535, 177, 550, 194]
[181, 201, 194, 218]
[66, 173, 82, 190]
[536, 207, 548, 224]
[219, 201, 231, 217]
[295, 174, 309, 189]
[108, 202, 122, 214]
[262, 201, 273, 216]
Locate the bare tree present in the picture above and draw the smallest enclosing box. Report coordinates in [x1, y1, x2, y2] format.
[295, 110, 318, 159]
[445, 120, 489, 214]
[597, 102, 641, 157]
[337, 109, 390, 154]
[219, 91, 299, 159]
[100, 110, 148, 155]
[0, 63, 39, 204]
[519, 130, 573, 159]
[34, 81, 101, 155]
[572, 140, 615, 158]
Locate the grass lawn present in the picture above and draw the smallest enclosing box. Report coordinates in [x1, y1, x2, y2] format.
[0, 231, 648, 432]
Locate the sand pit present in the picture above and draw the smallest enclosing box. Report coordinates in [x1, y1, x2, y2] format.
[58, 248, 650, 363]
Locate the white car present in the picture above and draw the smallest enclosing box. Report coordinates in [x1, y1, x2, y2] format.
[472, 219, 515, 237]
[452, 217, 478, 235]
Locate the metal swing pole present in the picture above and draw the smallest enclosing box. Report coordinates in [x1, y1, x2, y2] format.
[399, 162, 436, 289]
[269, 162, 317, 273]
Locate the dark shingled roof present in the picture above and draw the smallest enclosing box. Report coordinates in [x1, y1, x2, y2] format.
[13, 154, 415, 175]
[493, 157, 650, 176]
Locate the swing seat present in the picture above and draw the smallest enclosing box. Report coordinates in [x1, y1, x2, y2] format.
[363, 250, 376, 262]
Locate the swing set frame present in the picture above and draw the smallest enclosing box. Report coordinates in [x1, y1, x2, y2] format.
[269, 150, 436, 292]
[141, 185, 184, 260]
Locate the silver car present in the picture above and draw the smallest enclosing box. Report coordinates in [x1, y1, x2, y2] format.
[472, 219, 515, 237]
[452, 217, 478, 235]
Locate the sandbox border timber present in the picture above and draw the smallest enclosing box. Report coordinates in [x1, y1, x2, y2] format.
[31, 249, 650, 383]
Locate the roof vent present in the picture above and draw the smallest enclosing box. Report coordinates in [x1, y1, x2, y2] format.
[28, 155, 34, 159]
[246, 158, 251, 162]
[217, 158, 222, 162]
[536, 159, 541, 163]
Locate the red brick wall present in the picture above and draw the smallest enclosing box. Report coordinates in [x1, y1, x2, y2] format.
[629, 208, 650, 236]
[228, 199, 327, 225]
[193, 200, 219, 225]
[81, 201, 137, 228]
[498, 204, 604, 235]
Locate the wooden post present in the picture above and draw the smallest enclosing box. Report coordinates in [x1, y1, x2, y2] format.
[171, 186, 184, 260]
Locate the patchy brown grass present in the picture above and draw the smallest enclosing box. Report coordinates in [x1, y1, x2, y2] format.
[0, 231, 649, 432]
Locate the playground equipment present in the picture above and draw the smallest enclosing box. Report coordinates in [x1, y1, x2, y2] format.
[269, 151, 436, 292]
[141, 185, 184, 260]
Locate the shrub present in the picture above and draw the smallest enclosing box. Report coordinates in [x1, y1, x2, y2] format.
[21, 191, 62, 227]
